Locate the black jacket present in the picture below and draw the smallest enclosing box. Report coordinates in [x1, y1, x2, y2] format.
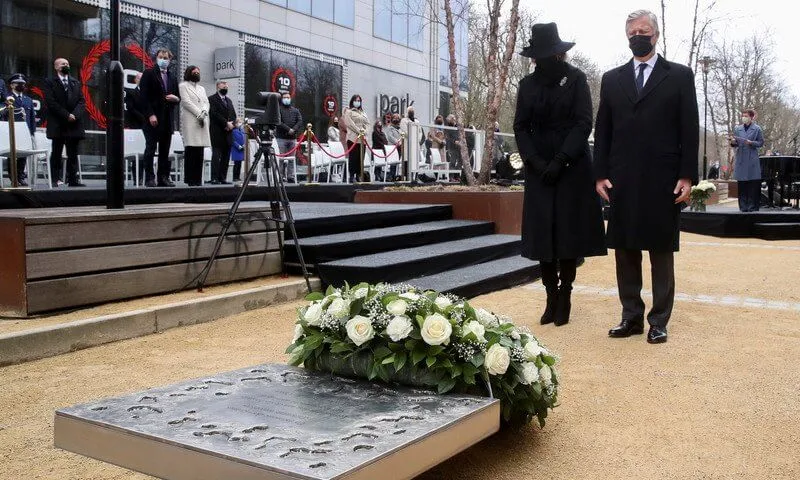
[124, 87, 145, 129]
[208, 93, 237, 147]
[138, 66, 180, 135]
[514, 64, 607, 262]
[43, 75, 86, 139]
[276, 105, 303, 139]
[593, 55, 699, 252]
[372, 128, 388, 151]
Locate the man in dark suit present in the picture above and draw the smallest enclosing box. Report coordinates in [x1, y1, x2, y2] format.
[124, 72, 145, 129]
[3, 74, 37, 186]
[593, 9, 699, 344]
[43, 57, 86, 187]
[208, 80, 237, 184]
[139, 48, 180, 187]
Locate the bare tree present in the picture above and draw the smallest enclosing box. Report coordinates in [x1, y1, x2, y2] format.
[687, 0, 719, 73]
[660, 0, 668, 59]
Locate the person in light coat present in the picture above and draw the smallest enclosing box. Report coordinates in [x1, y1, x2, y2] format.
[729, 108, 764, 212]
[179, 65, 211, 186]
[344, 95, 370, 182]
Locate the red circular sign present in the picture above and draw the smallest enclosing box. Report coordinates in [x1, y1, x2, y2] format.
[80, 39, 154, 129]
[323, 95, 338, 117]
[271, 67, 296, 97]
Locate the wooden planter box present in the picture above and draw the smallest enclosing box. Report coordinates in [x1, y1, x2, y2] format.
[354, 190, 524, 234]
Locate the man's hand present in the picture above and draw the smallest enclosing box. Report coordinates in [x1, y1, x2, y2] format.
[165, 94, 179, 103]
[674, 178, 691, 204]
[596, 179, 613, 202]
[149, 115, 158, 127]
[288, 128, 295, 136]
[226, 121, 234, 131]
[67, 114, 76, 122]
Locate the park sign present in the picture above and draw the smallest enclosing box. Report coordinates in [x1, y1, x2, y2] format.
[214, 46, 239, 79]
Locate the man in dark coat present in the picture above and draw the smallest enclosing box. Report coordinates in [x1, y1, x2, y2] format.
[3, 74, 37, 186]
[514, 22, 607, 327]
[208, 80, 237, 184]
[275, 91, 303, 182]
[43, 57, 86, 187]
[139, 48, 180, 187]
[594, 10, 699, 344]
[124, 72, 145, 129]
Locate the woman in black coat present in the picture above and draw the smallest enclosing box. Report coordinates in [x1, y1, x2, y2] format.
[514, 23, 606, 326]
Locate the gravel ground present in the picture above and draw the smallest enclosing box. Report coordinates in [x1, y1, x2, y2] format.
[1, 231, 799, 479]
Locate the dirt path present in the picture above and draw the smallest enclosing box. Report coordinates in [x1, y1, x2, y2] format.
[1, 231, 799, 479]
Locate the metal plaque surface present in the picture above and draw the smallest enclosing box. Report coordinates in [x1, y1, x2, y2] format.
[55, 364, 499, 480]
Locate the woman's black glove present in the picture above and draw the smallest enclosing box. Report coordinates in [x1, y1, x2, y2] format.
[541, 152, 569, 185]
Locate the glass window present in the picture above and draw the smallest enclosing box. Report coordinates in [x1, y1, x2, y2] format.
[333, 0, 354, 28]
[407, 0, 424, 51]
[391, 4, 407, 45]
[373, 0, 391, 40]
[267, 0, 287, 6]
[312, 0, 333, 21]
[287, 0, 311, 14]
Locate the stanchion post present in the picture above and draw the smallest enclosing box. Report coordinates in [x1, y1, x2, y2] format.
[106, 0, 124, 208]
[359, 129, 365, 183]
[400, 131, 406, 182]
[305, 123, 313, 183]
[6, 97, 18, 188]
[244, 131, 250, 183]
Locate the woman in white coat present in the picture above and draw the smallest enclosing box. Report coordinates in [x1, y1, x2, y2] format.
[179, 65, 211, 186]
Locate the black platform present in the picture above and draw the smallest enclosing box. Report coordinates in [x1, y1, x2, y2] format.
[681, 206, 800, 240]
[406, 256, 541, 299]
[0, 183, 389, 209]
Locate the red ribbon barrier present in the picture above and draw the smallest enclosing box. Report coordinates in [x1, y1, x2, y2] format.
[310, 134, 360, 158]
[273, 134, 306, 157]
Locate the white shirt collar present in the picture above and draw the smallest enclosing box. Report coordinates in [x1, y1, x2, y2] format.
[633, 54, 658, 72]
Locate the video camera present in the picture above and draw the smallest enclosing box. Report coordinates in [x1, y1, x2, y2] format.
[247, 91, 282, 141]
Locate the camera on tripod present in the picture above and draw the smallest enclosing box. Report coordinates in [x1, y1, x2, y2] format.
[247, 91, 282, 142]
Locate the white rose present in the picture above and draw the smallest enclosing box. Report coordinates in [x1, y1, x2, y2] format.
[345, 315, 375, 346]
[475, 308, 499, 328]
[434, 296, 452, 309]
[352, 287, 368, 299]
[461, 321, 486, 343]
[524, 340, 546, 360]
[420, 314, 453, 346]
[510, 329, 521, 341]
[386, 299, 409, 316]
[399, 292, 420, 301]
[485, 344, 510, 376]
[303, 302, 323, 326]
[292, 323, 304, 344]
[327, 297, 351, 320]
[539, 364, 553, 386]
[521, 362, 539, 385]
[385, 315, 413, 342]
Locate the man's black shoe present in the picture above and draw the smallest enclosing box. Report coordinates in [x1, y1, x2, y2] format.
[647, 326, 668, 344]
[608, 318, 644, 338]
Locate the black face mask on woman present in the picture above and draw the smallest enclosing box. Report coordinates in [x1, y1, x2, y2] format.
[535, 56, 569, 85]
[628, 35, 654, 57]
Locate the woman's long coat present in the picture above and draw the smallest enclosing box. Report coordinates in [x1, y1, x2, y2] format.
[731, 122, 764, 181]
[178, 81, 211, 147]
[513, 65, 607, 262]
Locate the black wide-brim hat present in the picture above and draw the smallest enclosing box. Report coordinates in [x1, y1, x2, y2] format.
[520, 22, 575, 59]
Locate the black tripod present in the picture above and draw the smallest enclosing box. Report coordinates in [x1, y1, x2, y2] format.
[195, 124, 312, 293]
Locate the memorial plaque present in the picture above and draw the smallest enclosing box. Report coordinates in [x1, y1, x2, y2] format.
[55, 364, 500, 480]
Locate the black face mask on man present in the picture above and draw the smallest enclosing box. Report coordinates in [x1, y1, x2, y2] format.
[628, 35, 654, 57]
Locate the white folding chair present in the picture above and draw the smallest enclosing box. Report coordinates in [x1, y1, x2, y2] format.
[124, 129, 146, 186]
[430, 148, 449, 181]
[33, 131, 52, 188]
[371, 148, 387, 183]
[202, 147, 213, 185]
[0, 123, 47, 187]
[384, 147, 402, 182]
[169, 132, 184, 184]
[326, 141, 347, 183]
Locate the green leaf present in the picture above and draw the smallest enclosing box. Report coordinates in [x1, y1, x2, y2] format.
[382, 354, 396, 365]
[288, 345, 304, 366]
[450, 364, 463, 379]
[373, 346, 392, 359]
[439, 358, 453, 369]
[330, 342, 354, 354]
[404, 339, 419, 351]
[349, 298, 365, 316]
[437, 377, 457, 394]
[416, 315, 425, 329]
[425, 356, 436, 368]
[367, 362, 378, 380]
[376, 364, 390, 382]
[412, 349, 426, 366]
[325, 285, 335, 296]
[388, 342, 404, 352]
[542, 355, 556, 366]
[427, 345, 445, 356]
[303, 334, 324, 352]
[305, 292, 324, 301]
[471, 353, 485, 368]
[394, 352, 407, 372]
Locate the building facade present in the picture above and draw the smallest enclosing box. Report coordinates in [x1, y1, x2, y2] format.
[0, 0, 468, 159]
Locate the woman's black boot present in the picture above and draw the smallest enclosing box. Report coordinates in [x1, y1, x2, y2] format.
[540, 261, 558, 325]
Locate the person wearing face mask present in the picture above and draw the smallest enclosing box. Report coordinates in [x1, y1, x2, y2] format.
[594, 10, 699, 345]
[729, 109, 764, 212]
[208, 80, 237, 185]
[178, 65, 211, 187]
[275, 92, 303, 182]
[44, 58, 87, 187]
[2, 74, 36, 186]
[328, 117, 340, 144]
[139, 48, 181, 187]
[230, 118, 246, 184]
[371, 119, 389, 178]
[514, 23, 607, 328]
[124, 73, 145, 129]
[344, 95, 370, 182]
[427, 115, 446, 167]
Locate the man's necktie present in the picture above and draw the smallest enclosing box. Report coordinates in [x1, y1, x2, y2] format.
[62, 78, 69, 91]
[636, 63, 647, 95]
